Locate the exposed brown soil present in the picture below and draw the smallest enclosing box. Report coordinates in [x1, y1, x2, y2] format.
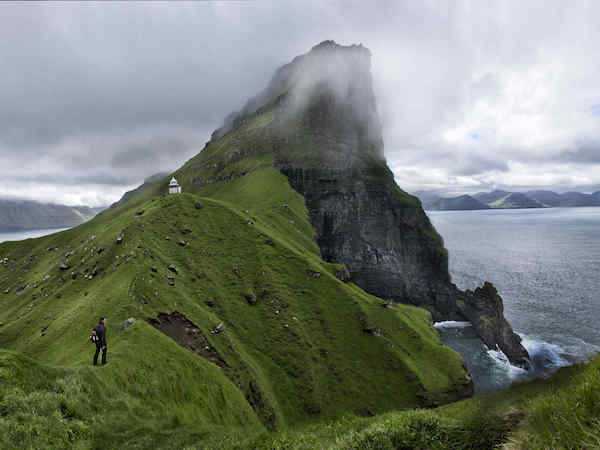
[148, 311, 228, 368]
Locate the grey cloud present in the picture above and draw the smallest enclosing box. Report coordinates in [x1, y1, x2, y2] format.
[9, 173, 132, 187]
[559, 141, 600, 164]
[110, 136, 199, 169]
[0, 0, 600, 205]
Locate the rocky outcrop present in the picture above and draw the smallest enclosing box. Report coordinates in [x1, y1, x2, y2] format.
[456, 283, 529, 367]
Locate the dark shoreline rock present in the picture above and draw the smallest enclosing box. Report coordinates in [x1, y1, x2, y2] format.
[457, 282, 530, 369]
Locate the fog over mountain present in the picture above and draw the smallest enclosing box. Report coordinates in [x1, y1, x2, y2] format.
[1, 1, 600, 206]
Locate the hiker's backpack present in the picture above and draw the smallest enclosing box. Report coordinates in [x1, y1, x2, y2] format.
[90, 329, 99, 344]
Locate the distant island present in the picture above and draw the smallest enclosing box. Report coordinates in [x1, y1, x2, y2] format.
[0, 199, 104, 231]
[419, 189, 600, 211]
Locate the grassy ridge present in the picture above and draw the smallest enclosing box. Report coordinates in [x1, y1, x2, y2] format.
[0, 161, 470, 448]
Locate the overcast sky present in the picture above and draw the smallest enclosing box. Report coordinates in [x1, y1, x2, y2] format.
[1, 1, 599, 206]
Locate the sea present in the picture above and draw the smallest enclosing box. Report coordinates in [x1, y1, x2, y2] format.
[429, 207, 600, 392]
[0, 228, 69, 244]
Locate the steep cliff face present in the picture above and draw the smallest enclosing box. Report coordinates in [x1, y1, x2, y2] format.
[210, 41, 529, 367]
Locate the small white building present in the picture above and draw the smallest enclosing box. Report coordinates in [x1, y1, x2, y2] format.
[169, 177, 182, 194]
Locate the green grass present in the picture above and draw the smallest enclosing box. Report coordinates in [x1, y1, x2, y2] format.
[231, 357, 600, 450]
[0, 158, 470, 448]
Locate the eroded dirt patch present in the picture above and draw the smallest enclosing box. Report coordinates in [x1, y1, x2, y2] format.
[148, 311, 228, 368]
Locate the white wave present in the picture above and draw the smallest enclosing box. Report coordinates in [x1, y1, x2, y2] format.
[486, 349, 528, 380]
[433, 320, 472, 329]
[523, 337, 567, 365]
[486, 335, 577, 383]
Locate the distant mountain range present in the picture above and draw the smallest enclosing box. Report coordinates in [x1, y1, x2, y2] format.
[0, 199, 104, 231]
[419, 189, 600, 211]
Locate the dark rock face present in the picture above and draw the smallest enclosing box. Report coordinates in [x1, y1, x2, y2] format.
[457, 283, 529, 368]
[260, 41, 529, 367]
[281, 166, 459, 318]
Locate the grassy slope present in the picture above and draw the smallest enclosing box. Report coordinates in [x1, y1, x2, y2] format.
[238, 356, 600, 450]
[0, 106, 470, 448]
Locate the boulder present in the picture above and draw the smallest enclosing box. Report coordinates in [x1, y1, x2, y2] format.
[363, 326, 382, 337]
[335, 266, 351, 282]
[195, 201, 204, 210]
[211, 322, 225, 335]
[122, 317, 136, 330]
[244, 293, 257, 305]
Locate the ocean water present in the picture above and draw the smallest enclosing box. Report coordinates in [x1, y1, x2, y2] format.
[0, 228, 68, 244]
[429, 207, 600, 392]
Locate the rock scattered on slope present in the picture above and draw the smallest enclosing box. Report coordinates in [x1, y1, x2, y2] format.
[211, 323, 225, 335]
[335, 266, 351, 282]
[122, 318, 136, 330]
[244, 293, 257, 305]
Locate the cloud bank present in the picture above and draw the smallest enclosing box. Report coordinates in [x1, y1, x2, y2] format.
[1, 1, 599, 205]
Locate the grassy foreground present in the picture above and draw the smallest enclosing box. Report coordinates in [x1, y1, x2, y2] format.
[2, 347, 600, 449]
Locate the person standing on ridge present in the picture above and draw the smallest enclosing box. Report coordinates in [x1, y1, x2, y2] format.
[92, 317, 108, 366]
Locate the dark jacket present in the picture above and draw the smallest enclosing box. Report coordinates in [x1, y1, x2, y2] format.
[94, 323, 107, 347]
